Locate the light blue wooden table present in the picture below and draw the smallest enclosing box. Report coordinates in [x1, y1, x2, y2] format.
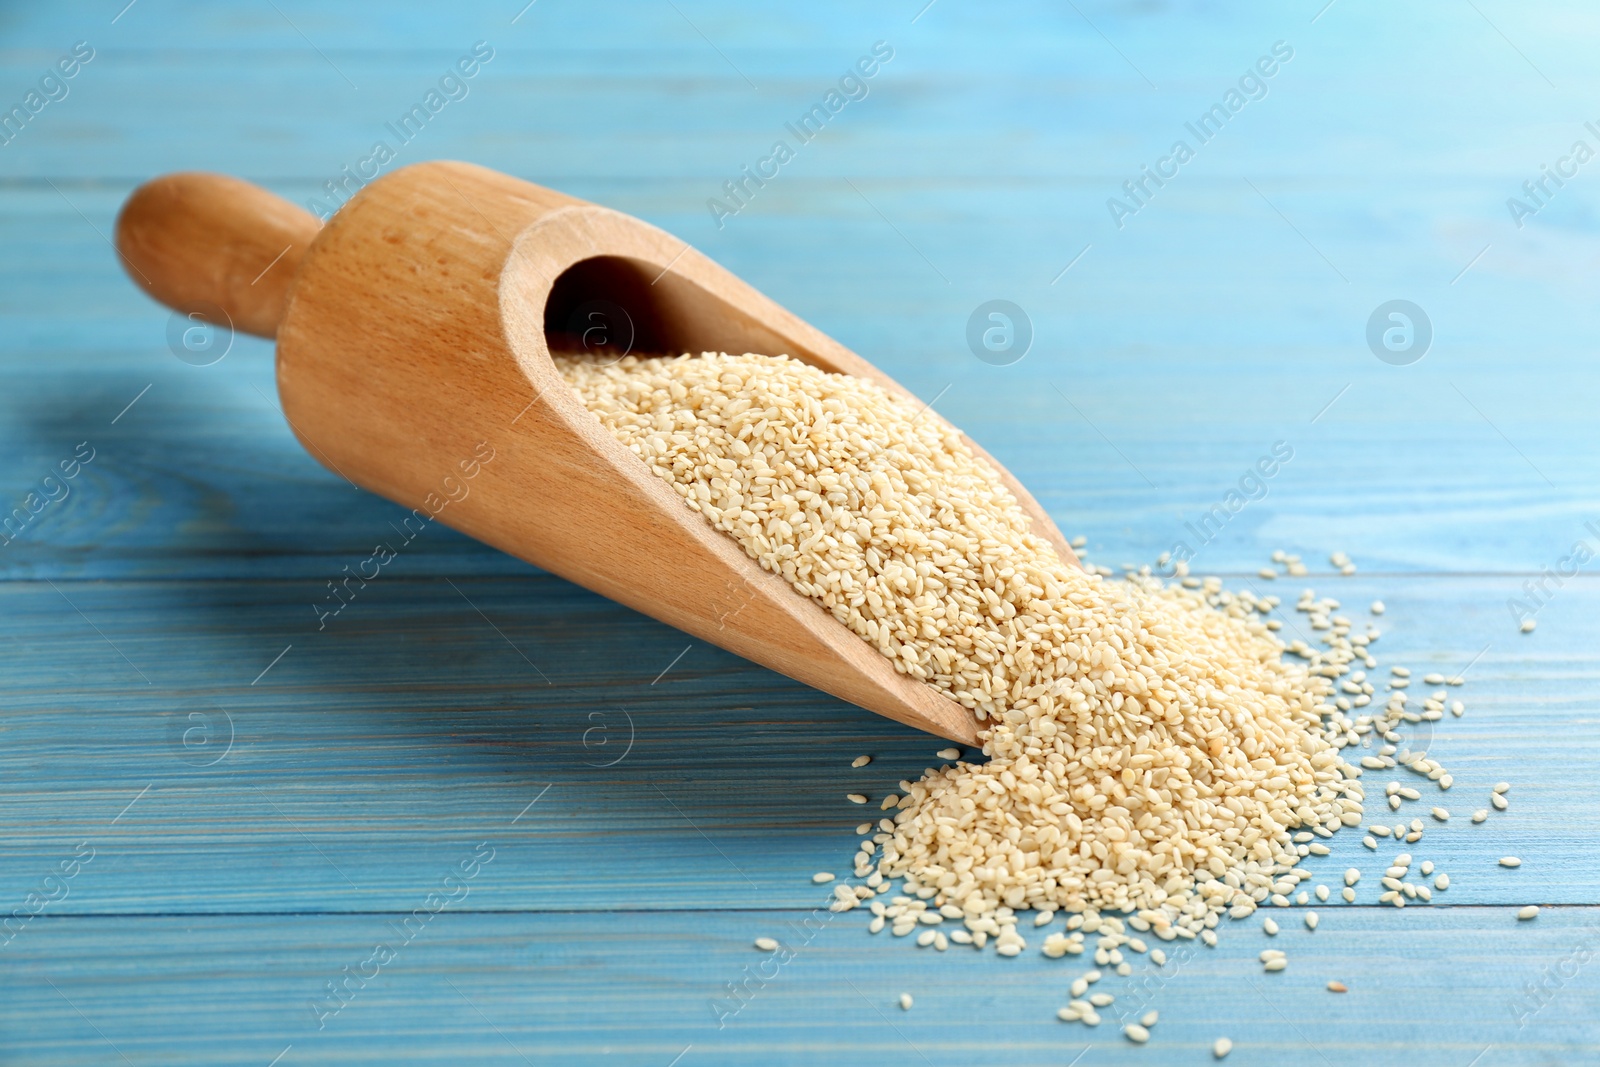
[3, 1, 1598, 1063]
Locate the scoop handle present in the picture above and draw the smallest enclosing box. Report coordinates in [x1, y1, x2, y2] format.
[115, 172, 321, 339]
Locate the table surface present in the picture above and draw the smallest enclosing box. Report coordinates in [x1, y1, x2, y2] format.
[4, 1, 1599, 1064]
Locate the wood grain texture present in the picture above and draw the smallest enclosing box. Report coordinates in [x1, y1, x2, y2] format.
[3, 0, 1600, 1062]
[114, 172, 320, 339]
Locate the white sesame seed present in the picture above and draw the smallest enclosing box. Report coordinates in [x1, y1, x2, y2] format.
[1500, 857, 1522, 868]
[812, 872, 835, 883]
[1370, 601, 1385, 615]
[1263, 918, 1279, 936]
[1124, 1024, 1151, 1044]
[1493, 782, 1511, 794]
[1141, 1010, 1159, 1027]
[1432, 807, 1449, 821]
[1518, 906, 1540, 920]
[566, 352, 1421, 964]
[754, 937, 779, 951]
[1316, 885, 1329, 902]
[1214, 1037, 1233, 1058]
[1264, 958, 1287, 972]
[1472, 810, 1489, 823]
[1305, 912, 1319, 930]
[899, 992, 913, 1010]
[852, 755, 871, 768]
[1491, 794, 1509, 810]
[1090, 992, 1114, 1007]
[1521, 619, 1537, 632]
[935, 748, 960, 761]
[1342, 887, 1356, 902]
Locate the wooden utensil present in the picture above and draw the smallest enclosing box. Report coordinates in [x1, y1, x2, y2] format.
[115, 162, 1079, 745]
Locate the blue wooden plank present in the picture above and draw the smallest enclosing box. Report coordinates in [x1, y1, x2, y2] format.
[0, 575, 1591, 913]
[3, 908, 1598, 1065]
[1, 180, 1599, 579]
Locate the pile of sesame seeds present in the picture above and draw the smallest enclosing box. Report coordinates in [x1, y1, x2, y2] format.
[558, 351, 1538, 1046]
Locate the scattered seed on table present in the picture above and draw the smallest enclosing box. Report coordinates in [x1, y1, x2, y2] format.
[1151, 948, 1167, 966]
[1420, 860, 1434, 876]
[1125, 1024, 1150, 1044]
[1090, 992, 1114, 1007]
[1327, 981, 1348, 993]
[1521, 619, 1537, 633]
[1491, 793, 1508, 810]
[1305, 912, 1319, 930]
[1501, 857, 1522, 868]
[1070, 977, 1089, 997]
[1494, 782, 1511, 794]
[1263, 918, 1279, 935]
[1214, 1037, 1234, 1058]
[1371, 601, 1385, 615]
[1363, 836, 1378, 850]
[1435, 874, 1450, 890]
[754, 937, 778, 951]
[899, 993, 913, 1010]
[1424, 673, 1445, 685]
[1518, 906, 1540, 920]
[1432, 807, 1449, 821]
[936, 748, 960, 761]
[813, 872, 835, 883]
[852, 755, 871, 768]
[846, 794, 868, 805]
[1316, 885, 1330, 902]
[1472, 810, 1489, 823]
[1342, 887, 1356, 902]
[1264, 958, 1287, 972]
[1141, 1010, 1159, 1027]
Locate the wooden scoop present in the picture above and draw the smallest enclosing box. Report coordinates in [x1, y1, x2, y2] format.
[115, 162, 1079, 745]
